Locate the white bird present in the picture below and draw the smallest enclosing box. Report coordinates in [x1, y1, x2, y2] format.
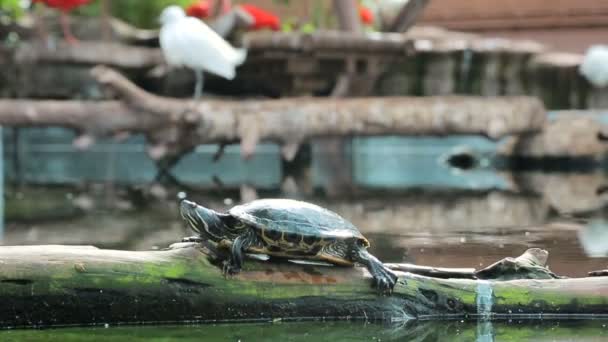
[159, 5, 247, 99]
[579, 45, 608, 88]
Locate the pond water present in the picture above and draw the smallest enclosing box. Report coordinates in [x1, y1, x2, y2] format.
[2, 320, 608, 341]
[3, 133, 608, 339]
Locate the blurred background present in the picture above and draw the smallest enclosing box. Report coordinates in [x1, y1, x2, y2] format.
[2, 0, 608, 338]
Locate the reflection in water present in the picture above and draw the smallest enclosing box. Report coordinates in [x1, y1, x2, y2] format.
[349, 136, 505, 190]
[3, 128, 281, 188]
[579, 220, 608, 257]
[1, 320, 608, 341]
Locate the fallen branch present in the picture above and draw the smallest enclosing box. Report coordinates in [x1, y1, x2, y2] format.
[13, 42, 162, 69]
[500, 113, 608, 159]
[0, 66, 546, 163]
[386, 0, 431, 32]
[0, 243, 607, 328]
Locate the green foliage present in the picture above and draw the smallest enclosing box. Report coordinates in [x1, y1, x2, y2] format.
[0, 0, 24, 19]
[113, 0, 195, 28]
[77, 0, 195, 29]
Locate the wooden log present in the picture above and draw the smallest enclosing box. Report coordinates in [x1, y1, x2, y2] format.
[0, 67, 546, 163]
[14, 42, 162, 69]
[1, 243, 608, 328]
[526, 52, 585, 109]
[499, 113, 608, 159]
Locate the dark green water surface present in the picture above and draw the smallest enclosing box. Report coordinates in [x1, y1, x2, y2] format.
[2, 320, 608, 342]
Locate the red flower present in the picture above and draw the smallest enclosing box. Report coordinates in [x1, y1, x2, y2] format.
[186, 0, 211, 19]
[359, 4, 374, 25]
[239, 4, 280, 31]
[33, 0, 91, 12]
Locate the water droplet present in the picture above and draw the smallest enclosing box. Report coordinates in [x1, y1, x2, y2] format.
[224, 198, 234, 205]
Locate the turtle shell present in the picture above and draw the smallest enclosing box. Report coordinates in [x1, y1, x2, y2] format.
[229, 199, 369, 247]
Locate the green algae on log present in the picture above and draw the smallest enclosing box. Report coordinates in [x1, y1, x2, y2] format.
[0, 243, 607, 328]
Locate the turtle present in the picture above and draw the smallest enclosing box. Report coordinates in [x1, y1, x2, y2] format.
[179, 198, 399, 293]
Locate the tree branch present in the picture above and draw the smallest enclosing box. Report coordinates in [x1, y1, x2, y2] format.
[386, 0, 431, 32]
[333, 0, 362, 33]
[14, 42, 162, 69]
[0, 67, 546, 161]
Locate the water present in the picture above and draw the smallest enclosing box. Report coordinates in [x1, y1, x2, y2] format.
[3, 133, 608, 339]
[2, 320, 608, 341]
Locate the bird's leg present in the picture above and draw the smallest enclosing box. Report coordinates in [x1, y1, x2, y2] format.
[194, 69, 204, 100]
[60, 11, 78, 44]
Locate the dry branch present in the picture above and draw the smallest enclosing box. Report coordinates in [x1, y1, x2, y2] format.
[14, 42, 163, 69]
[386, 0, 431, 32]
[0, 67, 546, 162]
[500, 113, 608, 159]
[1, 243, 608, 328]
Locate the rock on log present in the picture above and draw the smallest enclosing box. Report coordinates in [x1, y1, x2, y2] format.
[0, 66, 546, 162]
[1, 243, 608, 328]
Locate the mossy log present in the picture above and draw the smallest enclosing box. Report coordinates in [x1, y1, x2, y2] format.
[1, 243, 608, 328]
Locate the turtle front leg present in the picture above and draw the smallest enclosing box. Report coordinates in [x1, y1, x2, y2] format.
[223, 229, 259, 276]
[353, 247, 399, 294]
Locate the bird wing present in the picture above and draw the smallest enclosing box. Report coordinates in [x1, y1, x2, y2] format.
[165, 17, 247, 79]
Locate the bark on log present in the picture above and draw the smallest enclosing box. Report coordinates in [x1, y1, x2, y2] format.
[0, 66, 546, 162]
[500, 113, 608, 159]
[13, 42, 163, 69]
[1, 243, 608, 328]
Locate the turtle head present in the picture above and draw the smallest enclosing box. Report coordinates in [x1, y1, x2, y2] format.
[180, 199, 227, 242]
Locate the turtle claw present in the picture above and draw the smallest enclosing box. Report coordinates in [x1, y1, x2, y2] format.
[370, 262, 399, 295]
[373, 274, 396, 295]
[222, 259, 241, 277]
[354, 248, 399, 295]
